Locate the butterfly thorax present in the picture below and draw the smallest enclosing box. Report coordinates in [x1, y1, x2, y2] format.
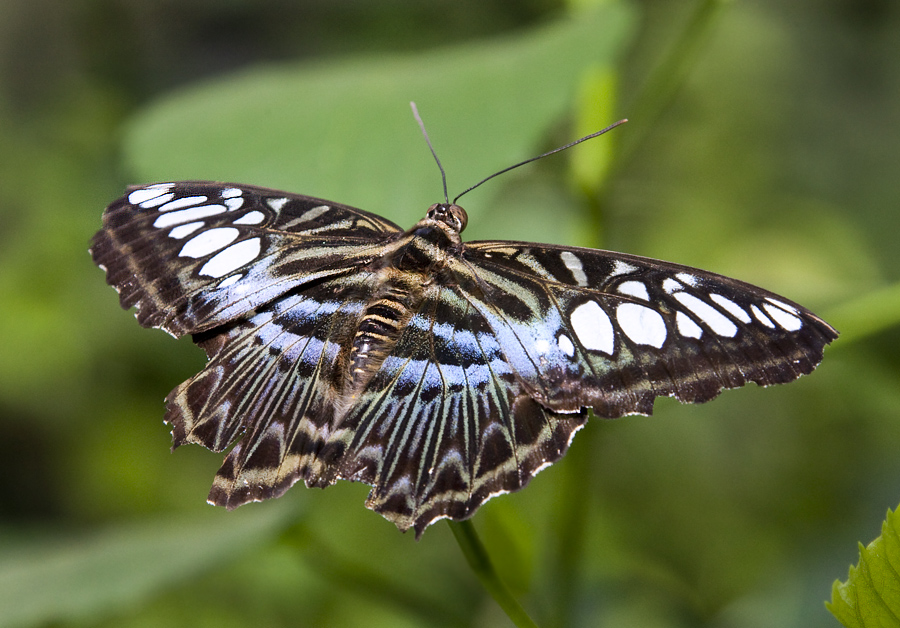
[392, 203, 466, 272]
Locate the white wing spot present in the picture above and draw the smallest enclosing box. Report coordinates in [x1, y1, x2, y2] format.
[676, 311, 703, 339]
[675, 272, 700, 287]
[159, 195, 208, 212]
[233, 210, 265, 225]
[267, 197, 289, 211]
[765, 297, 800, 314]
[710, 293, 751, 323]
[763, 303, 803, 331]
[224, 197, 244, 211]
[663, 278, 683, 294]
[168, 221, 205, 239]
[618, 280, 650, 301]
[560, 251, 588, 287]
[616, 303, 667, 348]
[558, 334, 575, 357]
[535, 338, 551, 354]
[179, 227, 240, 258]
[128, 184, 173, 206]
[610, 260, 638, 277]
[220, 188, 242, 198]
[217, 274, 243, 289]
[199, 238, 262, 278]
[570, 301, 615, 355]
[153, 204, 227, 228]
[751, 304, 776, 328]
[673, 292, 738, 337]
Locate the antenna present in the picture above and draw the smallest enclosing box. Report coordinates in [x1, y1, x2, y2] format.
[410, 102, 449, 204]
[410, 102, 627, 206]
[452, 118, 628, 204]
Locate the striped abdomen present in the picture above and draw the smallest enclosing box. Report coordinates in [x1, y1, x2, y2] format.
[346, 280, 420, 394]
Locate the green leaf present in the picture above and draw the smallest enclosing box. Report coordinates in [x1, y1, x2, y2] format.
[124, 3, 635, 231]
[0, 502, 298, 628]
[828, 504, 900, 627]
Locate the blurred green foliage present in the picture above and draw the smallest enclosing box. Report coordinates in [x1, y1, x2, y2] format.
[0, 0, 898, 626]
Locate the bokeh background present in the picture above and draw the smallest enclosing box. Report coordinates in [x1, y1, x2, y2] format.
[1, 0, 898, 626]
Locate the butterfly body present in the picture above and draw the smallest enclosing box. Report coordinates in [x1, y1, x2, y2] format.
[92, 181, 836, 536]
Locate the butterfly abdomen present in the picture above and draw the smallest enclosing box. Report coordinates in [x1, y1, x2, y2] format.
[346, 274, 423, 395]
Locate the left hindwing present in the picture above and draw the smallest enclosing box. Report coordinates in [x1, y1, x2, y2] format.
[459, 241, 837, 416]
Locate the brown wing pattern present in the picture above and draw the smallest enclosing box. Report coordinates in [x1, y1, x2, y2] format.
[91, 181, 401, 336]
[92, 184, 836, 537]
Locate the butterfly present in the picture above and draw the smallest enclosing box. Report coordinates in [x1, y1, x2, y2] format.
[91, 166, 836, 537]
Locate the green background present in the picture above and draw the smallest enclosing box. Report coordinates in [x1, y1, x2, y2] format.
[0, 0, 897, 626]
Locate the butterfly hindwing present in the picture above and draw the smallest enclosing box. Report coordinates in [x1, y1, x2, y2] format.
[172, 259, 587, 535]
[169, 274, 373, 508]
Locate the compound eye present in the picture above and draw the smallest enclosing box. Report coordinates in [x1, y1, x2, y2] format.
[426, 203, 468, 233]
[447, 204, 468, 233]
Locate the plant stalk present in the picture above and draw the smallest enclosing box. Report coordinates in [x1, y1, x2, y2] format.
[449, 520, 540, 628]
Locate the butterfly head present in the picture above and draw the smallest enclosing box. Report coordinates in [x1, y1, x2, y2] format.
[426, 203, 468, 234]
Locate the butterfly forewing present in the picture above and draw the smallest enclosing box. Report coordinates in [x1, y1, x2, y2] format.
[91, 182, 401, 336]
[460, 241, 836, 416]
[92, 182, 837, 537]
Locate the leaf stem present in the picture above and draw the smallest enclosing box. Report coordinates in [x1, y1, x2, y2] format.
[448, 520, 540, 628]
[619, 0, 731, 164]
[546, 430, 593, 628]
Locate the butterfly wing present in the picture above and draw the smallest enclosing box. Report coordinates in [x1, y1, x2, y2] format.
[91, 181, 402, 336]
[459, 241, 837, 417]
